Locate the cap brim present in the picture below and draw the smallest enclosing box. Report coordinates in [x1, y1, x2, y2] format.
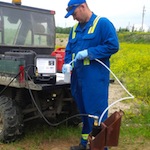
[64, 6, 78, 18]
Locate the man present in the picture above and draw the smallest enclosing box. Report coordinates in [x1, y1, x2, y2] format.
[63, 0, 119, 149]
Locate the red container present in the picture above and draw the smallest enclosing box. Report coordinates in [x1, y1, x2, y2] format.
[51, 47, 65, 72]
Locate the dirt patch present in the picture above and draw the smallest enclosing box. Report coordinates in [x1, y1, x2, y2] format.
[108, 82, 132, 114]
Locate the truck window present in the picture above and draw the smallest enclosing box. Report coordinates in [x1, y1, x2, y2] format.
[4, 15, 21, 45]
[31, 12, 51, 46]
[0, 5, 55, 47]
[0, 32, 1, 44]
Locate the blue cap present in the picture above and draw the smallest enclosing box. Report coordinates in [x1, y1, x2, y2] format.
[65, 0, 86, 18]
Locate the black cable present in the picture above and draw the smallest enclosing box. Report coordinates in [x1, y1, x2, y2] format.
[0, 64, 35, 95]
[26, 72, 89, 126]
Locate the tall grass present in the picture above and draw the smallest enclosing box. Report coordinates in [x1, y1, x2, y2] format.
[110, 42, 150, 102]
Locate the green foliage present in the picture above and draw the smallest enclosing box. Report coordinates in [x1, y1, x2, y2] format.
[110, 42, 150, 102]
[118, 27, 130, 32]
[56, 27, 71, 34]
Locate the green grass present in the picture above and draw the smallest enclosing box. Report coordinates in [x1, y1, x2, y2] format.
[121, 104, 150, 139]
[0, 123, 81, 150]
[23, 121, 81, 141]
[1, 104, 149, 150]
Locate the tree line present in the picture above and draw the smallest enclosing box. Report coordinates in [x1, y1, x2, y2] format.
[56, 26, 150, 34]
[56, 26, 135, 34]
[56, 27, 72, 34]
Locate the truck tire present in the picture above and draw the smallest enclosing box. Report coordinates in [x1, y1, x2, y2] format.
[0, 95, 23, 143]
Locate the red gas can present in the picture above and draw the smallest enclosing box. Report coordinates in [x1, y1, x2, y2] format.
[51, 47, 65, 72]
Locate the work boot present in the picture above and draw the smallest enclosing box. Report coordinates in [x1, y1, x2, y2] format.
[70, 143, 87, 150]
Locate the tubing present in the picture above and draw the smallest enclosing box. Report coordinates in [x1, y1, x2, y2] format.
[95, 59, 134, 125]
[69, 59, 75, 65]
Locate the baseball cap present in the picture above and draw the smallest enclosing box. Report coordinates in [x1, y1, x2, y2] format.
[65, 0, 86, 18]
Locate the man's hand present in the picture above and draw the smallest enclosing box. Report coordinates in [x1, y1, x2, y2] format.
[75, 50, 88, 61]
[62, 64, 72, 73]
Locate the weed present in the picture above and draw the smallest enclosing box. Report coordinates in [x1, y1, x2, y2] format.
[110, 43, 150, 102]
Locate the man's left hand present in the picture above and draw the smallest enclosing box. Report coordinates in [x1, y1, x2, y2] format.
[75, 50, 88, 61]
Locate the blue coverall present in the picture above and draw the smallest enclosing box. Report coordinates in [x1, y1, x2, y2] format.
[64, 13, 119, 148]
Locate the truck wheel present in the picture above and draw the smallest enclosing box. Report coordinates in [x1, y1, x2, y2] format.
[0, 95, 23, 143]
